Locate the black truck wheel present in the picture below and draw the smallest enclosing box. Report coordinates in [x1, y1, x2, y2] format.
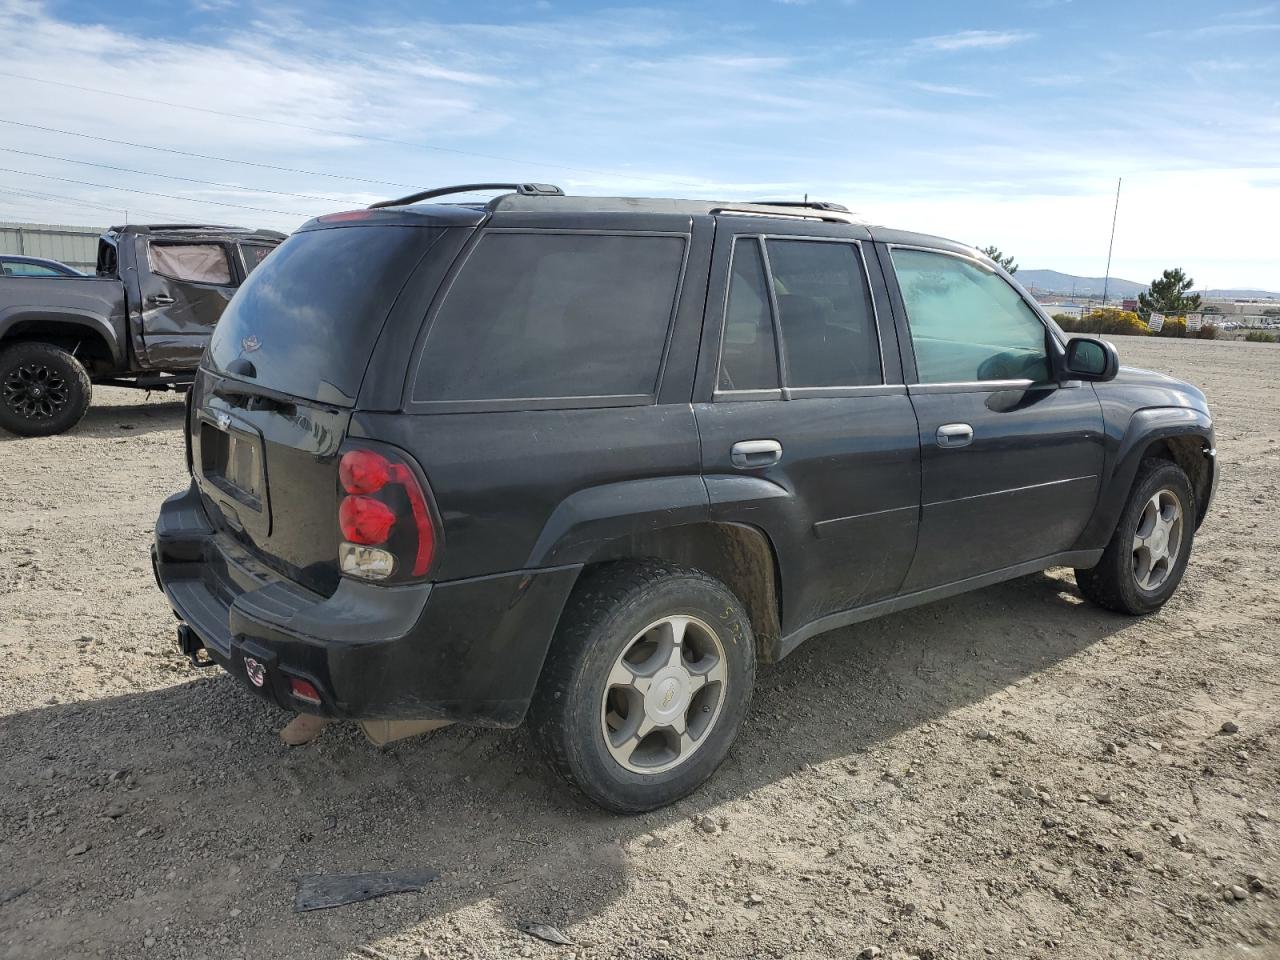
[0, 342, 93, 437]
[1075, 458, 1196, 615]
[528, 561, 756, 814]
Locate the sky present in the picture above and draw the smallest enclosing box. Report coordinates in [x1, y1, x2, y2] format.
[0, 0, 1277, 289]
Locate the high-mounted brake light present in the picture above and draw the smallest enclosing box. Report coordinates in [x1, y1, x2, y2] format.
[337, 446, 437, 580]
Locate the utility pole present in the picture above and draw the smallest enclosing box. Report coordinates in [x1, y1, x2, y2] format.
[1101, 177, 1121, 305]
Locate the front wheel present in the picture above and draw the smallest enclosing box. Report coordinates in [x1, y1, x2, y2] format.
[1075, 458, 1196, 615]
[0, 342, 93, 437]
[528, 561, 756, 813]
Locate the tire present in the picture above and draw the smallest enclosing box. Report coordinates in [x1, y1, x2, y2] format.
[1074, 458, 1196, 615]
[0, 342, 92, 437]
[528, 561, 757, 814]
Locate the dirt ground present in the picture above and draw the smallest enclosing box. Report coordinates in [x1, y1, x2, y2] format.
[1, 336, 1277, 960]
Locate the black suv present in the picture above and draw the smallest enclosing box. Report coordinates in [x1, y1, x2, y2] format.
[153, 183, 1216, 812]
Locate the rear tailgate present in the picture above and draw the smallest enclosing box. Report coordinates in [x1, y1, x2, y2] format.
[192, 219, 464, 595]
[192, 370, 352, 595]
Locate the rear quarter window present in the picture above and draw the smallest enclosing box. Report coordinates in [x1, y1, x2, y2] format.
[412, 231, 686, 404]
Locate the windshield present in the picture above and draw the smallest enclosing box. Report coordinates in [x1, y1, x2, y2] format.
[207, 226, 442, 405]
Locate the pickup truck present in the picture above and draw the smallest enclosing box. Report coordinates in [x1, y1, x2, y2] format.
[0, 223, 285, 436]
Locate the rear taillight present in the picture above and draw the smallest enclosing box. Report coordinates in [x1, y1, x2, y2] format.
[336, 445, 437, 582]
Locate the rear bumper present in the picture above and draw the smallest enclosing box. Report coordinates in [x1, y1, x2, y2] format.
[153, 483, 580, 727]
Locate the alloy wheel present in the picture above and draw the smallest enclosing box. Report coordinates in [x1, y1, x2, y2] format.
[2, 361, 70, 421]
[600, 615, 728, 774]
[1132, 489, 1184, 591]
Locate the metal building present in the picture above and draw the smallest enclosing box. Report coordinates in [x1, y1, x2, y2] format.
[0, 221, 106, 274]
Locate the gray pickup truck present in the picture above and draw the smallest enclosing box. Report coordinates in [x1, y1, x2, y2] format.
[0, 223, 285, 436]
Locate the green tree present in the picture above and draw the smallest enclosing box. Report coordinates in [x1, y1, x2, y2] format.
[979, 245, 1018, 274]
[1137, 268, 1201, 319]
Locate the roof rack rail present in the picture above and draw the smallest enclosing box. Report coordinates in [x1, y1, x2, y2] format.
[709, 203, 862, 225]
[369, 182, 563, 210]
[752, 200, 850, 213]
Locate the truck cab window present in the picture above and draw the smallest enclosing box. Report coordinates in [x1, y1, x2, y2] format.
[148, 243, 232, 285]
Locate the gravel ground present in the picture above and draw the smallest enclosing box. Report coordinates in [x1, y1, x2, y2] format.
[1, 336, 1277, 960]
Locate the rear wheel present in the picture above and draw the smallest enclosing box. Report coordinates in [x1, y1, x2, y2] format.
[528, 561, 756, 813]
[1075, 458, 1196, 615]
[0, 342, 92, 437]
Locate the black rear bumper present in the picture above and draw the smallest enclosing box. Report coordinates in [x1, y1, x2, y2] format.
[153, 483, 580, 727]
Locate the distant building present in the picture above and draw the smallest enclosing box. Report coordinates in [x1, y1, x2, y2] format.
[0, 221, 106, 274]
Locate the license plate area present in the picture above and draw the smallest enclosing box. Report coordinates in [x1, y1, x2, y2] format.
[198, 414, 267, 520]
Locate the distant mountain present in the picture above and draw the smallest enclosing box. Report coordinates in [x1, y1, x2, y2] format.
[1017, 270, 1280, 301]
[1203, 289, 1280, 300]
[1016, 270, 1146, 298]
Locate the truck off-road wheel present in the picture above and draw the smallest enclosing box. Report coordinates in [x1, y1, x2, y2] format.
[1075, 458, 1196, 615]
[528, 561, 756, 814]
[0, 342, 92, 437]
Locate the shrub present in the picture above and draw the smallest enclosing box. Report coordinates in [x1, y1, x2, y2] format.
[1245, 330, 1277, 343]
[1158, 317, 1187, 338]
[1196, 322, 1219, 340]
[1055, 307, 1149, 337]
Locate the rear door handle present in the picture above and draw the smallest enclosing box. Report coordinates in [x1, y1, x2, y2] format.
[936, 423, 973, 448]
[147, 294, 175, 306]
[731, 439, 782, 468]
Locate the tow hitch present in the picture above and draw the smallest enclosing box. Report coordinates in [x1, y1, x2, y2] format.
[176, 624, 216, 668]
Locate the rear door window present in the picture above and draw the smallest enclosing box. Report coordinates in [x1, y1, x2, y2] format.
[238, 242, 276, 278]
[715, 236, 882, 392]
[767, 239, 881, 388]
[413, 231, 686, 404]
[148, 242, 232, 285]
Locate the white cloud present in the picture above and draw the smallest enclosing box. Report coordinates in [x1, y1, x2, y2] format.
[911, 82, 991, 97]
[910, 30, 1036, 53]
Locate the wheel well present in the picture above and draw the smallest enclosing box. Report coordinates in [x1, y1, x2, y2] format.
[579, 522, 784, 660]
[1142, 435, 1213, 526]
[1, 321, 115, 374]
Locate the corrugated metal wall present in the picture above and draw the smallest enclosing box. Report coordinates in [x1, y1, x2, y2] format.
[0, 222, 107, 273]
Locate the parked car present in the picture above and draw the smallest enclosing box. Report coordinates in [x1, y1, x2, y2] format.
[0, 223, 285, 436]
[153, 184, 1217, 813]
[0, 254, 85, 278]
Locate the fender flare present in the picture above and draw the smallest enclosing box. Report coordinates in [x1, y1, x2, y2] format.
[1076, 405, 1214, 549]
[0, 307, 125, 368]
[525, 475, 712, 568]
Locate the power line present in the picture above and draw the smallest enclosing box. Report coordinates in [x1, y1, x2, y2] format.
[0, 183, 186, 221]
[0, 71, 705, 188]
[0, 147, 353, 204]
[0, 119, 423, 190]
[0, 166, 309, 217]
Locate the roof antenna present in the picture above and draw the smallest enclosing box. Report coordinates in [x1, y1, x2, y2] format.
[804, 193, 808, 206]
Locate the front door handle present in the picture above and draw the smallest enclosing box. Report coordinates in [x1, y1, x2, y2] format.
[936, 423, 973, 448]
[731, 439, 782, 468]
[147, 294, 175, 306]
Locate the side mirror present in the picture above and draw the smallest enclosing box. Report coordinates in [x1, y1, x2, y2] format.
[1064, 336, 1119, 382]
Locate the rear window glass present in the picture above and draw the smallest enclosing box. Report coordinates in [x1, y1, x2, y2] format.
[413, 232, 685, 403]
[208, 227, 437, 405]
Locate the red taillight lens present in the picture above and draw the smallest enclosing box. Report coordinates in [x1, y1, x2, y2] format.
[339, 495, 396, 545]
[339, 449, 391, 494]
[336, 445, 438, 579]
